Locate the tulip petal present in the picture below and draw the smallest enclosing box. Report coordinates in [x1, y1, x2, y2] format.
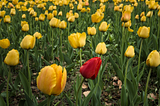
[79, 32, 86, 48]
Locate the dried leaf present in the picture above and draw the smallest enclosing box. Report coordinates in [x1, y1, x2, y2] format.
[147, 93, 157, 101]
[117, 80, 122, 89]
[112, 76, 118, 81]
[105, 102, 112, 106]
[82, 83, 88, 89]
[113, 82, 117, 86]
[83, 91, 90, 97]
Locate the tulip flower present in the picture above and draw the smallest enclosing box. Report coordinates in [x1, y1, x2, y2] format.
[146, 11, 153, 17]
[68, 16, 75, 22]
[124, 46, 135, 58]
[158, 10, 160, 17]
[22, 23, 29, 32]
[12, 0, 18, 5]
[135, 15, 139, 19]
[137, 26, 150, 38]
[68, 32, 86, 49]
[4, 49, 19, 66]
[10, 8, 16, 16]
[148, 0, 158, 10]
[59, 20, 67, 29]
[140, 12, 145, 17]
[58, 11, 62, 16]
[81, 8, 86, 13]
[22, 14, 26, 19]
[99, 21, 110, 32]
[146, 50, 160, 67]
[33, 32, 42, 39]
[80, 57, 102, 80]
[121, 11, 131, 22]
[37, 64, 67, 95]
[87, 7, 90, 13]
[47, 13, 53, 20]
[0, 38, 10, 49]
[91, 12, 104, 23]
[141, 16, 146, 22]
[48, 5, 54, 11]
[4, 15, 11, 23]
[0, 10, 6, 17]
[53, 10, 57, 16]
[49, 17, 60, 28]
[77, 4, 83, 10]
[74, 13, 79, 18]
[39, 14, 45, 21]
[95, 42, 107, 55]
[35, 17, 38, 21]
[87, 27, 96, 35]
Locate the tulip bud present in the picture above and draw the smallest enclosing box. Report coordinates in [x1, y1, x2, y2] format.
[146, 50, 160, 67]
[47, 13, 53, 20]
[137, 26, 150, 38]
[121, 11, 131, 22]
[68, 16, 75, 22]
[124, 46, 135, 58]
[135, 15, 139, 19]
[146, 11, 153, 17]
[87, 27, 96, 35]
[0, 10, 6, 17]
[37, 65, 67, 95]
[80, 57, 102, 80]
[33, 32, 42, 39]
[74, 13, 79, 18]
[58, 11, 62, 16]
[20, 35, 36, 49]
[22, 14, 26, 19]
[0, 38, 10, 49]
[49, 17, 60, 28]
[59, 20, 67, 29]
[10, 8, 16, 16]
[141, 16, 146, 22]
[22, 23, 29, 32]
[4, 49, 19, 66]
[4, 15, 11, 23]
[95, 42, 107, 55]
[12, 0, 18, 5]
[39, 14, 45, 21]
[99, 21, 110, 32]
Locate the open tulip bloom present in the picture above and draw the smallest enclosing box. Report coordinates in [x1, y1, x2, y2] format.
[80, 57, 102, 80]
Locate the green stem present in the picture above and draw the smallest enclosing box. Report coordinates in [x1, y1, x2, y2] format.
[52, 28, 54, 62]
[60, 29, 63, 65]
[157, 17, 160, 49]
[80, 48, 82, 66]
[137, 39, 143, 81]
[27, 50, 31, 84]
[143, 68, 152, 105]
[121, 25, 125, 67]
[6, 66, 11, 106]
[124, 59, 129, 89]
[101, 32, 103, 42]
[68, 22, 70, 37]
[47, 95, 51, 106]
[76, 77, 85, 106]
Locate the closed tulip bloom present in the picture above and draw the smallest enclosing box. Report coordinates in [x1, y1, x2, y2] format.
[114, 6, 120, 11]
[0, 10, 6, 17]
[48, 5, 54, 11]
[59, 20, 67, 29]
[49, 17, 60, 28]
[33, 32, 42, 39]
[20, 35, 35, 49]
[99, 21, 110, 32]
[58, 11, 62, 16]
[22, 14, 26, 19]
[68, 16, 75, 22]
[146, 11, 153, 17]
[39, 14, 45, 21]
[91, 12, 104, 23]
[32, 12, 37, 17]
[141, 16, 146, 22]
[158, 10, 160, 17]
[121, 11, 131, 22]
[81, 8, 86, 13]
[124, 46, 135, 58]
[87, 27, 96, 35]
[47, 13, 53, 20]
[135, 15, 139, 19]
[44, 10, 48, 15]
[35, 17, 38, 21]
[137, 26, 150, 38]
[10, 8, 16, 16]
[22, 23, 29, 32]
[12, 0, 18, 5]
[53, 10, 57, 16]
[68, 32, 86, 49]
[95, 42, 107, 55]
[146, 50, 160, 67]
[80, 57, 102, 80]
[4, 49, 19, 66]
[21, 21, 28, 27]
[0, 38, 10, 49]
[37, 65, 67, 95]
[140, 12, 145, 17]
[4, 15, 11, 23]
[74, 13, 79, 18]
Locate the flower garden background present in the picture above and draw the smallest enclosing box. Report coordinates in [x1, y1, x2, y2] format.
[0, 0, 160, 105]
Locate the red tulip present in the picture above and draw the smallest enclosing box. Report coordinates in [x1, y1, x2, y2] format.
[80, 57, 102, 80]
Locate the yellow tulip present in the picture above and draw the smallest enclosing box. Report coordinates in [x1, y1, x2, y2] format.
[52, 10, 57, 16]
[4, 15, 11, 23]
[141, 16, 146, 22]
[44, 10, 48, 15]
[10, 8, 16, 16]
[123, 5, 134, 12]
[47, 13, 53, 20]
[158, 10, 160, 17]
[22, 23, 29, 32]
[33, 32, 42, 39]
[114, 6, 120, 11]
[48, 5, 54, 11]
[128, 27, 134, 32]
[21, 6, 27, 11]
[135, 15, 139, 19]
[91, 12, 104, 23]
[68, 32, 86, 49]
[39, 14, 45, 21]
[66, 11, 73, 19]
[32, 12, 37, 17]
[146, 11, 153, 17]
[77, 3, 82, 10]
[74, 13, 79, 18]
[95, 42, 107, 55]
[146, 50, 160, 67]
[137, 26, 150, 38]
[0, 10, 6, 17]
[0, 38, 10, 49]
[86, 7, 90, 13]
[87, 27, 96, 35]
[121, 11, 131, 22]
[12, 0, 18, 5]
[68, 16, 75, 22]
[99, 21, 110, 32]
[148, 0, 158, 10]
[22, 14, 26, 19]
[49, 17, 60, 28]
[124, 46, 135, 58]
[37, 65, 67, 95]
[140, 12, 145, 17]
[4, 49, 19, 66]
[81, 8, 86, 13]
[58, 11, 62, 16]
[35, 17, 38, 21]
[20, 35, 36, 49]
[21, 21, 28, 27]
[59, 20, 67, 29]
[122, 20, 131, 28]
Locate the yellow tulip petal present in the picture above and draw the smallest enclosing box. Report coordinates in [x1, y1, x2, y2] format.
[79, 32, 86, 48]
[68, 33, 79, 49]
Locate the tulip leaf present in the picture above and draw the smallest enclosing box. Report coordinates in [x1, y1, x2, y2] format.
[64, 93, 74, 106]
[24, 92, 36, 106]
[137, 63, 145, 82]
[109, 55, 124, 81]
[121, 85, 128, 106]
[82, 51, 91, 58]
[63, 54, 72, 64]
[38, 95, 55, 106]
[66, 63, 75, 72]
[0, 81, 5, 93]
[13, 75, 20, 90]
[126, 79, 136, 100]
[152, 34, 158, 50]
[19, 71, 32, 98]
[0, 95, 5, 106]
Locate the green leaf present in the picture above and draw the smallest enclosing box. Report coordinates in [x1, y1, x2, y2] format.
[0, 82, 5, 93]
[109, 55, 124, 81]
[64, 93, 74, 106]
[38, 95, 55, 106]
[63, 54, 72, 65]
[13, 75, 20, 90]
[66, 63, 75, 72]
[24, 92, 36, 106]
[0, 95, 6, 106]
[126, 79, 136, 100]
[121, 85, 128, 106]
[100, 56, 109, 79]
[82, 51, 91, 58]
[19, 71, 32, 98]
